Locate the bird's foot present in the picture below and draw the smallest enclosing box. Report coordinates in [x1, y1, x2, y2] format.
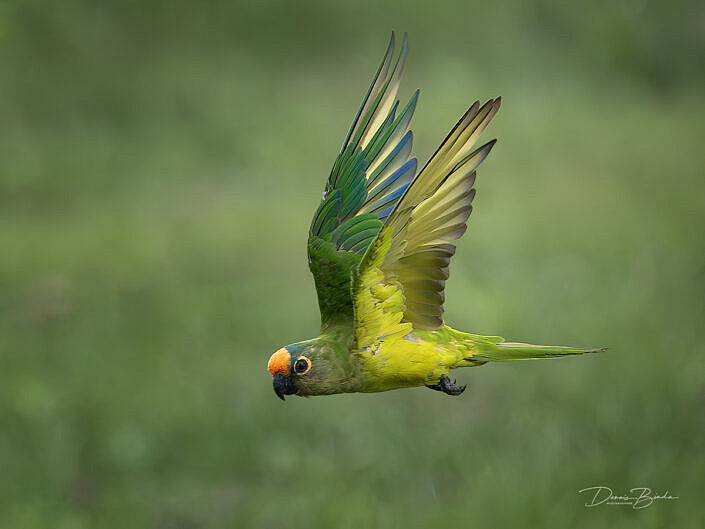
[426, 376, 466, 396]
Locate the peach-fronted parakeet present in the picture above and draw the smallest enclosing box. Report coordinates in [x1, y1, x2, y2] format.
[267, 33, 604, 400]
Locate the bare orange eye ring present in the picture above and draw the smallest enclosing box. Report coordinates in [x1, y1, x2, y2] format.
[293, 356, 311, 375]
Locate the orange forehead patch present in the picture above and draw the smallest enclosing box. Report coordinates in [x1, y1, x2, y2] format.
[267, 348, 291, 376]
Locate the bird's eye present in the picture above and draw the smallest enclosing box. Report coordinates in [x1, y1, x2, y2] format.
[293, 356, 311, 375]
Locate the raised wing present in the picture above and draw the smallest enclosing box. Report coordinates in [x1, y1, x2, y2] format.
[308, 32, 418, 329]
[355, 98, 501, 352]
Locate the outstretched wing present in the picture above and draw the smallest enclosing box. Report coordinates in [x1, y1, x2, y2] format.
[354, 98, 501, 352]
[308, 32, 418, 329]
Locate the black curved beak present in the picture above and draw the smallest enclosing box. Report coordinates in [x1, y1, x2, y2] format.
[272, 373, 297, 401]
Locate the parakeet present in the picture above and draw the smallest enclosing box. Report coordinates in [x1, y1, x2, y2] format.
[267, 32, 605, 400]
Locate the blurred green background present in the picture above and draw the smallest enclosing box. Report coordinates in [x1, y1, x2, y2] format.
[2, 0, 704, 527]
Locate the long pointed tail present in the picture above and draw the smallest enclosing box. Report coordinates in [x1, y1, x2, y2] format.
[473, 341, 607, 362]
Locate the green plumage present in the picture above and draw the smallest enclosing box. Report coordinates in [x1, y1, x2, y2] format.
[267, 33, 604, 399]
[307, 237, 362, 328]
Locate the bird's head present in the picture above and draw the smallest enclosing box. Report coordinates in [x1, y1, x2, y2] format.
[267, 340, 354, 399]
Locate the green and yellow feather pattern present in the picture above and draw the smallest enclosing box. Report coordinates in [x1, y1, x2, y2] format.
[308, 33, 417, 329]
[267, 32, 605, 399]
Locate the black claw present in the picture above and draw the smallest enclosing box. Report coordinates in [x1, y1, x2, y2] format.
[426, 376, 467, 396]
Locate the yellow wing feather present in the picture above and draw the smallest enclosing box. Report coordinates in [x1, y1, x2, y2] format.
[354, 228, 412, 352]
[355, 97, 501, 333]
[352, 97, 500, 387]
[353, 227, 482, 392]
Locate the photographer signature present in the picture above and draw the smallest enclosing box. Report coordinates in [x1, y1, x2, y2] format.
[578, 486, 678, 509]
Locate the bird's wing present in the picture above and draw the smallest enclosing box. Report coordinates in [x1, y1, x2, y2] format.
[354, 98, 501, 352]
[308, 32, 418, 328]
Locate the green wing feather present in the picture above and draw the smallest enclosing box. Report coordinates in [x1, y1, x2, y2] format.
[354, 97, 501, 342]
[308, 32, 419, 329]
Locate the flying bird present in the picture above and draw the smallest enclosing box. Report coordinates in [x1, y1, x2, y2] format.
[267, 33, 604, 400]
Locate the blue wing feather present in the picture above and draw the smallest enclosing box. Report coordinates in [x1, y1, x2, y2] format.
[309, 33, 417, 257]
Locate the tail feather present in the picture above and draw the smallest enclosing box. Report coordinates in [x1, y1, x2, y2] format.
[473, 341, 607, 362]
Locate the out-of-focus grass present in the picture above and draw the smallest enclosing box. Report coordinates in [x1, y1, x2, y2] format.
[1, 1, 704, 528]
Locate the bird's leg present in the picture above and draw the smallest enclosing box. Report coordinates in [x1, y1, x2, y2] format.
[426, 376, 466, 396]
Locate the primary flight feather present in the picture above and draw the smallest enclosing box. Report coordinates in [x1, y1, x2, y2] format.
[268, 32, 604, 400]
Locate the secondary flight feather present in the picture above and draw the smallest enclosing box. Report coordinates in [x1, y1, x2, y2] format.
[267, 32, 605, 400]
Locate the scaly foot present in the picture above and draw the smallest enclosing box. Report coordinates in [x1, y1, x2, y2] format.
[426, 376, 466, 396]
